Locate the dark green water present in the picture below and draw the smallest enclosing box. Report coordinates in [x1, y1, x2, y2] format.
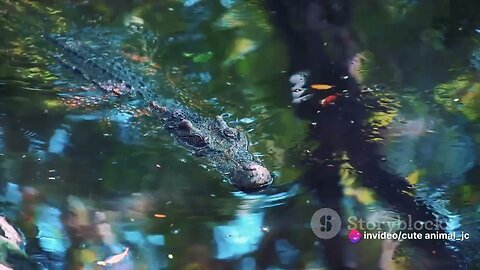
[0, 0, 479, 269]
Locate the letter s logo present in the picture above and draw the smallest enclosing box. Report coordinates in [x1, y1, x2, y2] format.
[311, 208, 342, 239]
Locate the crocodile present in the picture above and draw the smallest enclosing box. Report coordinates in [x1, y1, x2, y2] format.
[47, 34, 272, 191]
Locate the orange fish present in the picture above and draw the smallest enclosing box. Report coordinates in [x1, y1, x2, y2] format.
[310, 84, 334, 90]
[321, 94, 341, 107]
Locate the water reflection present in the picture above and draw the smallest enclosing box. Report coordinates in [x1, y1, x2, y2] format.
[0, 0, 479, 269]
[383, 112, 476, 183]
[214, 212, 264, 260]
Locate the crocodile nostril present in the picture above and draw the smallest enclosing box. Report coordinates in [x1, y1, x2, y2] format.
[231, 162, 273, 190]
[244, 163, 272, 182]
[243, 163, 256, 171]
[178, 119, 193, 129]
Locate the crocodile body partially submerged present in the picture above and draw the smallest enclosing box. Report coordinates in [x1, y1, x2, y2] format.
[47, 34, 272, 190]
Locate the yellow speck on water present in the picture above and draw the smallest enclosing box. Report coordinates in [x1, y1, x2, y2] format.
[79, 249, 97, 263]
[44, 99, 62, 109]
[46, 7, 62, 15]
[406, 170, 420, 185]
[461, 88, 480, 120]
[354, 187, 375, 205]
[340, 158, 376, 205]
[225, 38, 257, 64]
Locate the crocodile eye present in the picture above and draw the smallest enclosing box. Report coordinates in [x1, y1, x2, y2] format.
[186, 134, 208, 147]
[222, 127, 238, 140]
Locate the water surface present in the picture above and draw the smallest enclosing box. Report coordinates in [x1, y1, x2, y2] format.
[0, 0, 479, 269]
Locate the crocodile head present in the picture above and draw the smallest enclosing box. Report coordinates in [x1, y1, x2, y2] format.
[151, 104, 273, 190]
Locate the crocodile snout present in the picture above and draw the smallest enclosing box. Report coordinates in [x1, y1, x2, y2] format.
[231, 162, 273, 190]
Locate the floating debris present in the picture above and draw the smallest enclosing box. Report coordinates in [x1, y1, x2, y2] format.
[154, 214, 167, 218]
[0, 264, 13, 270]
[193, 51, 213, 63]
[310, 84, 334, 90]
[320, 94, 341, 107]
[97, 247, 129, 266]
[183, 51, 214, 63]
[224, 38, 258, 64]
[0, 216, 22, 247]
